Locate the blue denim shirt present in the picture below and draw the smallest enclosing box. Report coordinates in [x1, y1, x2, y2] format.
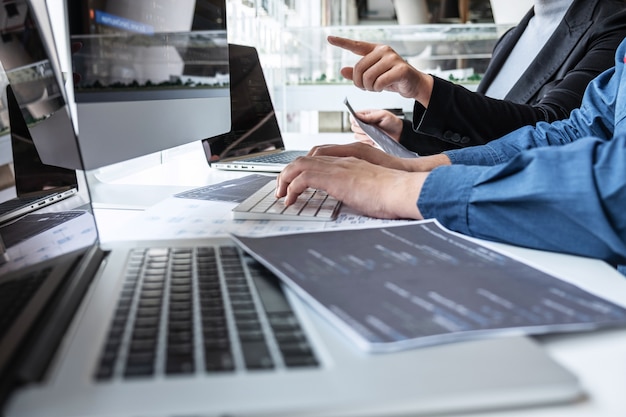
[419, 37, 626, 267]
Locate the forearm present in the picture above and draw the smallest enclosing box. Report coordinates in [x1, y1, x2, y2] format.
[403, 153, 452, 172]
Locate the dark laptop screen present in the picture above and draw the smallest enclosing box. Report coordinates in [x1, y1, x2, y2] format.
[203, 44, 283, 162]
[7, 86, 77, 196]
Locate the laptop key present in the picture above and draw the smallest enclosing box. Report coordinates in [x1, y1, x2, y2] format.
[94, 363, 115, 380]
[166, 356, 195, 374]
[238, 329, 265, 342]
[124, 363, 155, 378]
[166, 341, 195, 375]
[205, 349, 235, 372]
[241, 341, 274, 370]
[283, 355, 319, 368]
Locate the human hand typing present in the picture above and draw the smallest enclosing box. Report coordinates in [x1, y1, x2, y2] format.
[275, 155, 426, 220]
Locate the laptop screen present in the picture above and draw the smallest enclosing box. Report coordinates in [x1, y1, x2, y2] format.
[202, 44, 284, 162]
[0, 7, 78, 202]
[7, 86, 77, 197]
[0, 208, 97, 275]
[0, 0, 97, 275]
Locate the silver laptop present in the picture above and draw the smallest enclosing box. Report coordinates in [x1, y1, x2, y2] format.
[203, 44, 307, 172]
[0, 85, 78, 225]
[0, 2, 584, 416]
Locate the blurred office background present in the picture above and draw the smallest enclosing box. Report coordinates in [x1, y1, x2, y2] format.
[0, 0, 528, 188]
[224, 0, 526, 134]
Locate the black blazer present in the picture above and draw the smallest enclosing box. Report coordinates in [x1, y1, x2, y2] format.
[401, 0, 626, 155]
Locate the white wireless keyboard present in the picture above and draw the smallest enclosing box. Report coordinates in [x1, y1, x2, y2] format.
[232, 180, 341, 221]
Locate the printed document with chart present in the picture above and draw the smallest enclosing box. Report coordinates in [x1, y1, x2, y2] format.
[233, 220, 626, 353]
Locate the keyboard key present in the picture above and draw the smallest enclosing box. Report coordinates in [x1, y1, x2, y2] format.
[166, 356, 195, 375]
[124, 363, 154, 378]
[205, 350, 235, 372]
[241, 341, 274, 370]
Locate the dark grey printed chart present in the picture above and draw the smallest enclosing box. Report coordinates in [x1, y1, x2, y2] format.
[233, 220, 626, 353]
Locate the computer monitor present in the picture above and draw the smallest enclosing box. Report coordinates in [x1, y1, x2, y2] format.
[64, 0, 231, 170]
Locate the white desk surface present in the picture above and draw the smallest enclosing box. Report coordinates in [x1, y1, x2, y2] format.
[93, 133, 626, 417]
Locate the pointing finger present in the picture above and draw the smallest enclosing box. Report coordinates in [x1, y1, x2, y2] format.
[327, 35, 377, 56]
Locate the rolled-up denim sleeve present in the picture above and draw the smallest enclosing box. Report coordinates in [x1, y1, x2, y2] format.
[418, 164, 480, 235]
[418, 135, 626, 266]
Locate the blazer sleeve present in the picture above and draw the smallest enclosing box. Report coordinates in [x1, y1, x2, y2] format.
[401, 8, 626, 155]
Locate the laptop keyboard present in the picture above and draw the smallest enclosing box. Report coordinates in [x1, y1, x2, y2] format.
[0, 267, 51, 339]
[0, 211, 86, 248]
[0, 195, 48, 215]
[94, 245, 319, 380]
[232, 180, 341, 221]
[241, 150, 307, 164]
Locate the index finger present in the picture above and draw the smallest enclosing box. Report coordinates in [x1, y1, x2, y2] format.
[275, 156, 324, 204]
[327, 35, 377, 56]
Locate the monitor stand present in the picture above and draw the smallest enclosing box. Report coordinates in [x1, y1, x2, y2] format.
[86, 172, 191, 210]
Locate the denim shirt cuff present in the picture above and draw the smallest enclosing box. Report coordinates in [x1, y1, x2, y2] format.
[418, 165, 483, 235]
[444, 145, 503, 166]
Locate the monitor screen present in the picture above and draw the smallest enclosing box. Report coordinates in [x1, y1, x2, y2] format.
[65, 0, 231, 169]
